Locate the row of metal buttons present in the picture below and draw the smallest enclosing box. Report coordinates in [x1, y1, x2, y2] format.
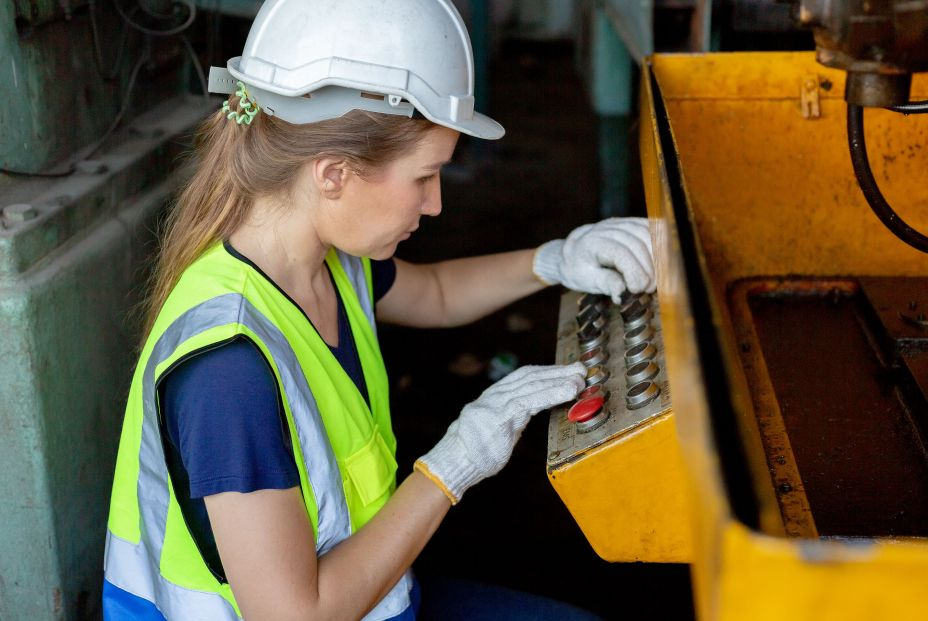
[567, 291, 663, 432]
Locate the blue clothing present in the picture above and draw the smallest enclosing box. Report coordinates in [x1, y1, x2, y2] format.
[156, 248, 396, 585]
[417, 577, 603, 621]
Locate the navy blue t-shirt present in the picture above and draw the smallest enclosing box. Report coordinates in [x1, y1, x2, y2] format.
[158, 246, 396, 582]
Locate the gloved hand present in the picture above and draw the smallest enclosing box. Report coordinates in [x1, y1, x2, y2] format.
[533, 217, 655, 302]
[415, 362, 586, 504]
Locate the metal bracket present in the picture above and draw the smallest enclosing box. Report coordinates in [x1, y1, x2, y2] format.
[801, 75, 821, 119]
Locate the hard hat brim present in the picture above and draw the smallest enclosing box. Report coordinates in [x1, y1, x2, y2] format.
[435, 110, 505, 140]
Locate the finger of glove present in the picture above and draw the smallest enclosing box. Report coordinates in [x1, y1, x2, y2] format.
[591, 220, 653, 256]
[491, 362, 585, 390]
[507, 380, 587, 428]
[593, 269, 629, 303]
[591, 236, 654, 293]
[616, 221, 653, 254]
[490, 366, 587, 402]
[589, 217, 649, 236]
[590, 227, 652, 265]
[563, 222, 596, 243]
[590, 221, 653, 284]
[501, 368, 586, 403]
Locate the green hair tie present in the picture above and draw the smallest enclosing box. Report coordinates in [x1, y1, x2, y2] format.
[221, 81, 261, 126]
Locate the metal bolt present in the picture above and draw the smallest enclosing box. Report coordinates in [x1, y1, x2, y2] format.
[3, 203, 37, 223]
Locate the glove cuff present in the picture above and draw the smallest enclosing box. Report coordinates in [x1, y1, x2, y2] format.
[532, 239, 565, 286]
[413, 460, 458, 505]
[416, 432, 483, 505]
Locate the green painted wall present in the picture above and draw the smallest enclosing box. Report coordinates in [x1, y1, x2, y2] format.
[0, 0, 172, 175]
[0, 2, 223, 615]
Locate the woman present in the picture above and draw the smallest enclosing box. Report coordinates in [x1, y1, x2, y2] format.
[103, 1, 655, 619]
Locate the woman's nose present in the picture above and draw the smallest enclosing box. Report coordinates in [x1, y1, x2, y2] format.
[421, 181, 443, 216]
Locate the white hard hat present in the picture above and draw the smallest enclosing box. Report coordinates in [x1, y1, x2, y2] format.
[208, 0, 505, 140]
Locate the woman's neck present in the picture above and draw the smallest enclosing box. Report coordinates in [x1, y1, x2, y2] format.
[228, 195, 331, 297]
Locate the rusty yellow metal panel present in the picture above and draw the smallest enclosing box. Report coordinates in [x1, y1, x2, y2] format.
[641, 52, 928, 621]
[651, 52, 928, 287]
[547, 412, 692, 563]
[716, 525, 928, 621]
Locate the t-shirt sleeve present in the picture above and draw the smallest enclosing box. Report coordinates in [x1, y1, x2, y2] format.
[370, 257, 397, 302]
[159, 336, 300, 499]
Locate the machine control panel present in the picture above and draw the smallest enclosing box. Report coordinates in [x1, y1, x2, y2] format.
[547, 290, 672, 469]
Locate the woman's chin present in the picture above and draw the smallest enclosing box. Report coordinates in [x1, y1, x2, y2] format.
[367, 241, 401, 261]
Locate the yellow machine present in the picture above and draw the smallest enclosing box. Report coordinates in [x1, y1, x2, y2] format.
[547, 52, 928, 619]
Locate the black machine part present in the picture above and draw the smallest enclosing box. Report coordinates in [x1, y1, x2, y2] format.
[797, 0, 928, 107]
[847, 103, 928, 253]
[791, 0, 928, 252]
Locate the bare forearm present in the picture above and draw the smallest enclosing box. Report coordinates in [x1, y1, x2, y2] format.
[314, 472, 450, 619]
[431, 248, 546, 326]
[212, 474, 449, 621]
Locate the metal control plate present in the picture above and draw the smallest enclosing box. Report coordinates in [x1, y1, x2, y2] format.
[546, 290, 672, 470]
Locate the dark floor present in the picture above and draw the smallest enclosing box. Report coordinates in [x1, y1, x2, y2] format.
[380, 40, 695, 621]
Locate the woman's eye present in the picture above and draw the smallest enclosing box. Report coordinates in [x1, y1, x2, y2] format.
[418, 174, 437, 184]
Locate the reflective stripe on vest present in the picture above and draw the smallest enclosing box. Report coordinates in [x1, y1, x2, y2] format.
[104, 250, 411, 620]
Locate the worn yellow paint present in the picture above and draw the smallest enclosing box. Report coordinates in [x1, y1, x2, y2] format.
[640, 52, 928, 621]
[547, 412, 692, 562]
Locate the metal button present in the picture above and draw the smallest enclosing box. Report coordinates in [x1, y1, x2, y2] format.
[579, 347, 609, 368]
[578, 331, 608, 352]
[621, 301, 647, 322]
[617, 290, 636, 312]
[578, 384, 608, 401]
[624, 324, 655, 347]
[577, 320, 603, 342]
[625, 381, 660, 410]
[576, 304, 600, 326]
[625, 361, 659, 384]
[577, 310, 607, 331]
[578, 293, 609, 313]
[585, 365, 609, 386]
[576, 408, 609, 433]
[624, 308, 653, 331]
[624, 342, 657, 365]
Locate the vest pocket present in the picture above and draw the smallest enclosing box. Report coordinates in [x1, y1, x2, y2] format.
[344, 428, 398, 507]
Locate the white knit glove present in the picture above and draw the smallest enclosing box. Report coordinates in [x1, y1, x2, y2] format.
[533, 217, 655, 302]
[415, 363, 586, 504]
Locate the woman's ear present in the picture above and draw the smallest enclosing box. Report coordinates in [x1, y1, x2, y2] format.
[311, 158, 349, 199]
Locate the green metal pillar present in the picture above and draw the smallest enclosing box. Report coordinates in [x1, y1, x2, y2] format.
[591, 5, 634, 217]
[468, 0, 490, 166]
[0, 98, 209, 620]
[1, 0, 211, 595]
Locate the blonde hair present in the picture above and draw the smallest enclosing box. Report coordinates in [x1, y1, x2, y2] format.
[141, 93, 435, 341]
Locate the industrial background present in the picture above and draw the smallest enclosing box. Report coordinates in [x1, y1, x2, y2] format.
[3, 0, 928, 619]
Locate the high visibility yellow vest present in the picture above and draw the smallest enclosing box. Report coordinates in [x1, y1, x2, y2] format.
[104, 243, 412, 620]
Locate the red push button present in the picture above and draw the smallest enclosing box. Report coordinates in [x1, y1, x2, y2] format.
[568, 395, 605, 423]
